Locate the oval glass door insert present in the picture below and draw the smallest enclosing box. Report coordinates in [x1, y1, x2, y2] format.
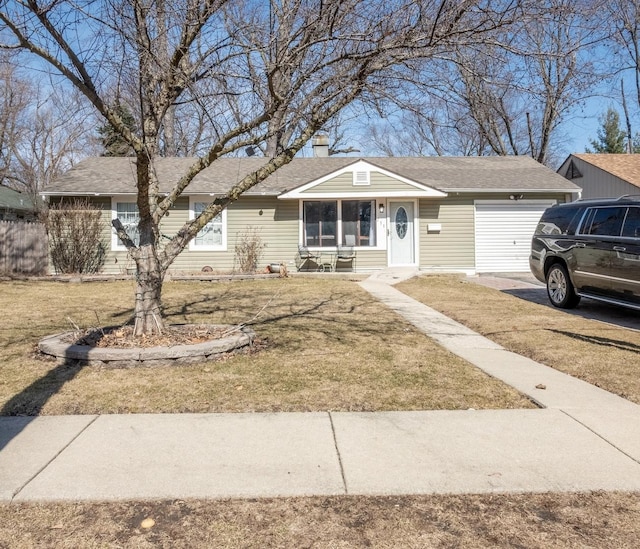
[395, 207, 408, 239]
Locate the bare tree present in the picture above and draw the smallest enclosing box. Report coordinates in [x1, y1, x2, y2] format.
[0, 57, 98, 215]
[0, 0, 522, 336]
[607, 0, 640, 109]
[0, 59, 29, 185]
[364, 0, 607, 165]
[515, 0, 606, 164]
[13, 90, 98, 213]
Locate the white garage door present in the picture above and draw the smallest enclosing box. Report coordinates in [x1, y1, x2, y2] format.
[475, 202, 553, 273]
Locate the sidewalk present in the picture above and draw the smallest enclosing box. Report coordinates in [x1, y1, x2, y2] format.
[2, 270, 640, 503]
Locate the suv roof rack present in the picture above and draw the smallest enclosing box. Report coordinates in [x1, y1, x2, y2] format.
[574, 197, 612, 203]
[574, 195, 640, 203]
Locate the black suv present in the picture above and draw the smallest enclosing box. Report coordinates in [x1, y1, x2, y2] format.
[530, 196, 640, 310]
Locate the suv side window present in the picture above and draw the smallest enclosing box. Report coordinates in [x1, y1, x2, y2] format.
[622, 207, 640, 238]
[582, 207, 626, 236]
[537, 205, 582, 235]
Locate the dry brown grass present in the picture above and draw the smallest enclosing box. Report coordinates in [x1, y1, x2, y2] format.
[0, 277, 532, 416]
[2, 276, 640, 545]
[1, 492, 639, 548]
[397, 275, 640, 405]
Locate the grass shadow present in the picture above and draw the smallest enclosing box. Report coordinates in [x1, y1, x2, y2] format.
[161, 288, 401, 345]
[503, 288, 640, 331]
[548, 329, 640, 355]
[0, 358, 86, 451]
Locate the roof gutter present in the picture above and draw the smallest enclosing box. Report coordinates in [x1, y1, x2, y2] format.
[40, 190, 283, 197]
[439, 187, 580, 193]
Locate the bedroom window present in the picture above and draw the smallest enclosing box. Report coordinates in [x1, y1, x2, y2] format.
[189, 200, 227, 250]
[113, 201, 140, 249]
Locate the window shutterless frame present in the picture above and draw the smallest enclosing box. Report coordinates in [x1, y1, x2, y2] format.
[111, 197, 139, 251]
[188, 197, 227, 251]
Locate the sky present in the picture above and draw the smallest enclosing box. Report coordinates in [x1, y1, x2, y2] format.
[563, 98, 614, 155]
[556, 69, 640, 161]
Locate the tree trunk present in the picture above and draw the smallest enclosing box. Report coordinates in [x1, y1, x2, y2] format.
[133, 243, 165, 336]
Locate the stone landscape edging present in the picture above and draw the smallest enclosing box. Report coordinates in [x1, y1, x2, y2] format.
[38, 324, 256, 367]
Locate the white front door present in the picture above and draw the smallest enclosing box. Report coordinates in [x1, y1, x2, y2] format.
[389, 201, 415, 266]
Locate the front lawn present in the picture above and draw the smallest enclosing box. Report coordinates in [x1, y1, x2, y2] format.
[397, 275, 640, 405]
[0, 277, 532, 415]
[2, 275, 640, 547]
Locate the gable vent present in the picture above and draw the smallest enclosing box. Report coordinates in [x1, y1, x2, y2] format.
[353, 170, 370, 186]
[566, 160, 582, 180]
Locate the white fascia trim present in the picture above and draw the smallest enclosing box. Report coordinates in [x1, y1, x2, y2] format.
[444, 188, 579, 193]
[41, 191, 136, 196]
[474, 199, 558, 205]
[279, 159, 446, 199]
[279, 190, 446, 200]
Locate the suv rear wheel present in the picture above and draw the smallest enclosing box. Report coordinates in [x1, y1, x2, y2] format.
[546, 263, 581, 308]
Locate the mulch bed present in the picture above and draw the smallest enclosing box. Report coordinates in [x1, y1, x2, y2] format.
[65, 324, 234, 349]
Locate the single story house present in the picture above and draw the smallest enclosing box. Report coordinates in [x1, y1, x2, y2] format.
[558, 153, 640, 199]
[0, 185, 36, 221]
[42, 154, 580, 274]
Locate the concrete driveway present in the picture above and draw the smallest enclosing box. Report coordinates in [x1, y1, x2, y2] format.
[469, 273, 640, 332]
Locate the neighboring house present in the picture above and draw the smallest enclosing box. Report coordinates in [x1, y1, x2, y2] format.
[42, 154, 580, 274]
[558, 153, 640, 199]
[0, 185, 36, 221]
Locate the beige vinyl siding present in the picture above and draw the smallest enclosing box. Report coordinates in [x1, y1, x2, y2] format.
[87, 196, 124, 272]
[416, 193, 561, 272]
[49, 191, 568, 275]
[109, 196, 184, 274]
[51, 195, 299, 274]
[418, 198, 475, 270]
[304, 171, 423, 194]
[48, 196, 126, 274]
[304, 172, 352, 192]
[170, 196, 298, 272]
[345, 249, 387, 271]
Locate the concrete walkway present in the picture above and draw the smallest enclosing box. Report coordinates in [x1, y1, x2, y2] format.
[2, 269, 640, 502]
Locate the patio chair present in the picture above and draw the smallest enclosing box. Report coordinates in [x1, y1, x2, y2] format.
[335, 238, 356, 272]
[296, 244, 323, 271]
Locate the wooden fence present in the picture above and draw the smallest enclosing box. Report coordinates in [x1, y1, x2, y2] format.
[0, 221, 48, 275]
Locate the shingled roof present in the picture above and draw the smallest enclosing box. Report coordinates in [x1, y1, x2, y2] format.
[0, 185, 34, 211]
[43, 155, 579, 196]
[572, 154, 640, 189]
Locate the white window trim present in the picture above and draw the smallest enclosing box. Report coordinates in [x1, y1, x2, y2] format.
[111, 195, 138, 251]
[299, 199, 386, 251]
[188, 196, 228, 251]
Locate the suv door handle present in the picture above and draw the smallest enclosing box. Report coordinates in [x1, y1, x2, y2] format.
[574, 242, 586, 247]
[613, 246, 627, 252]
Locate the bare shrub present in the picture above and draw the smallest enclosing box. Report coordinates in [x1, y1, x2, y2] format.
[234, 227, 265, 273]
[47, 199, 106, 274]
